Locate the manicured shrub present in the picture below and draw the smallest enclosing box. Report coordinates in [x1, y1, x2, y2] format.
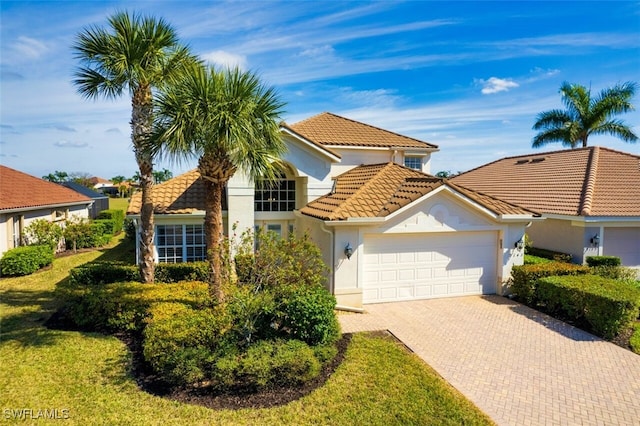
[524, 254, 552, 265]
[509, 262, 590, 305]
[630, 323, 640, 355]
[590, 265, 638, 282]
[525, 246, 572, 263]
[93, 219, 117, 236]
[0, 245, 54, 276]
[58, 281, 210, 332]
[212, 339, 321, 391]
[143, 302, 228, 386]
[68, 261, 210, 286]
[586, 256, 621, 267]
[63, 218, 111, 250]
[275, 284, 340, 346]
[123, 217, 136, 240]
[22, 219, 63, 249]
[96, 209, 125, 233]
[155, 262, 210, 283]
[537, 275, 640, 339]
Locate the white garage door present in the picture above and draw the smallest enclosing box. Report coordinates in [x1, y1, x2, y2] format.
[604, 227, 640, 268]
[363, 232, 498, 304]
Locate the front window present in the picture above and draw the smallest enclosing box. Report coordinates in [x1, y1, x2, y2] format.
[156, 224, 205, 263]
[404, 156, 422, 170]
[254, 172, 296, 212]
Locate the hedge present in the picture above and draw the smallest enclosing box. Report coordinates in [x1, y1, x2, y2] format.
[509, 262, 590, 305]
[525, 246, 572, 263]
[523, 255, 552, 265]
[96, 209, 125, 234]
[537, 275, 640, 339]
[68, 261, 210, 286]
[0, 245, 54, 276]
[585, 256, 621, 267]
[57, 281, 210, 332]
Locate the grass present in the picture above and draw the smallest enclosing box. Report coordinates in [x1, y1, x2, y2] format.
[109, 197, 130, 212]
[1, 238, 494, 425]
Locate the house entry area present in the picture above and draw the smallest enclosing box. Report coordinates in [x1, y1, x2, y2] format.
[362, 232, 498, 303]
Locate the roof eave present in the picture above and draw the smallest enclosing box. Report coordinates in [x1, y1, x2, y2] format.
[0, 200, 93, 214]
[280, 127, 342, 162]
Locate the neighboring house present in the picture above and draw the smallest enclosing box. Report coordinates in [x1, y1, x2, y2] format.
[127, 112, 539, 308]
[452, 146, 640, 269]
[61, 181, 110, 218]
[0, 165, 92, 258]
[90, 176, 118, 196]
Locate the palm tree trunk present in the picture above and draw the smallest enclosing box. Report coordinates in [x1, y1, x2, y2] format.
[203, 176, 225, 301]
[132, 85, 155, 283]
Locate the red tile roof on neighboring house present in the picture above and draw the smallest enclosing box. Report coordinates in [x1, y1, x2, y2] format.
[286, 112, 438, 150]
[127, 169, 225, 215]
[0, 165, 92, 211]
[451, 146, 640, 217]
[300, 162, 536, 221]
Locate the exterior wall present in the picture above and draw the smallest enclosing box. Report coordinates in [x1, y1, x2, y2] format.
[400, 152, 433, 174]
[527, 219, 587, 263]
[295, 214, 334, 293]
[281, 135, 335, 203]
[0, 204, 89, 258]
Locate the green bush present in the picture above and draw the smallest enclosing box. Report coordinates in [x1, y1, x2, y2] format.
[537, 275, 640, 339]
[93, 219, 117, 236]
[590, 265, 638, 282]
[22, 219, 63, 249]
[63, 218, 111, 250]
[509, 262, 590, 305]
[586, 256, 621, 267]
[276, 284, 340, 346]
[524, 255, 552, 265]
[212, 339, 321, 391]
[143, 303, 228, 386]
[525, 246, 572, 263]
[97, 209, 125, 233]
[630, 323, 640, 355]
[68, 261, 210, 286]
[0, 245, 54, 276]
[123, 217, 136, 240]
[58, 281, 210, 332]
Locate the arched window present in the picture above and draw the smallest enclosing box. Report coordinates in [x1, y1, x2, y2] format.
[254, 170, 296, 212]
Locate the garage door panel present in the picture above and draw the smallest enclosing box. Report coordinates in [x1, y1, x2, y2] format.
[363, 232, 497, 303]
[604, 228, 640, 268]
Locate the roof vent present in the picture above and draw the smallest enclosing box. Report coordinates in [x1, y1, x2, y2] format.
[516, 159, 529, 164]
[530, 157, 546, 163]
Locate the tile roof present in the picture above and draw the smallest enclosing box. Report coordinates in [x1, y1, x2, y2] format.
[0, 165, 92, 211]
[451, 146, 640, 217]
[300, 162, 535, 221]
[127, 169, 216, 215]
[287, 112, 438, 150]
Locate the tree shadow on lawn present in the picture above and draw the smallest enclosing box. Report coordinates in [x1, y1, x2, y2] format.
[0, 237, 135, 348]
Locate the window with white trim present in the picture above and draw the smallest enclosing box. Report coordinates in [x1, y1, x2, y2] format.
[254, 172, 296, 212]
[156, 224, 205, 263]
[404, 156, 422, 170]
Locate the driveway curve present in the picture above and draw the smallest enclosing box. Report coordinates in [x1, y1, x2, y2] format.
[338, 296, 640, 426]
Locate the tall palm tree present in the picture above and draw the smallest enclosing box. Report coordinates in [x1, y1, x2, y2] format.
[153, 64, 286, 300]
[532, 81, 638, 148]
[73, 11, 196, 282]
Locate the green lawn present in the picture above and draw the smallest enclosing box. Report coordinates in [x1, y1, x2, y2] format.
[109, 197, 130, 212]
[0, 237, 493, 425]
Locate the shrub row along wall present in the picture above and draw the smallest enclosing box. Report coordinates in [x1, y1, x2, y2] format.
[509, 262, 590, 305]
[68, 261, 210, 286]
[525, 246, 572, 263]
[537, 275, 640, 339]
[0, 245, 54, 276]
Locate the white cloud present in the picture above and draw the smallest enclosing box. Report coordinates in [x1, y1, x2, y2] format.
[54, 140, 88, 148]
[478, 77, 520, 95]
[201, 50, 247, 69]
[12, 36, 48, 59]
[299, 45, 335, 59]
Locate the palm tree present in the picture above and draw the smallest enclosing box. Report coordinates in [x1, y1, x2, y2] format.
[73, 11, 196, 282]
[532, 81, 638, 149]
[153, 64, 286, 300]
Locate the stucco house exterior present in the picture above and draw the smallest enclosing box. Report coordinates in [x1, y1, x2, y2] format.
[452, 146, 640, 270]
[127, 112, 539, 309]
[0, 165, 92, 258]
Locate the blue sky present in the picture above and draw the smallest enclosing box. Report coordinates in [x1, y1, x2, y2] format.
[1, 1, 639, 180]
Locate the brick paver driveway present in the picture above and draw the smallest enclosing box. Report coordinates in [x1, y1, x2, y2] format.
[339, 296, 640, 426]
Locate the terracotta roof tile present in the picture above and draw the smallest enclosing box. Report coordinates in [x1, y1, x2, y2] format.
[127, 169, 218, 215]
[451, 146, 640, 217]
[0, 165, 92, 211]
[288, 112, 438, 150]
[300, 163, 534, 221]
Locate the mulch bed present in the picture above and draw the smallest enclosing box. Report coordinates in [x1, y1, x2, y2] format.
[46, 310, 352, 410]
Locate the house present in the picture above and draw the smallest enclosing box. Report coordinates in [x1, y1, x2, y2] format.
[452, 146, 640, 269]
[89, 176, 118, 196]
[61, 181, 110, 218]
[0, 165, 92, 257]
[127, 112, 540, 308]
